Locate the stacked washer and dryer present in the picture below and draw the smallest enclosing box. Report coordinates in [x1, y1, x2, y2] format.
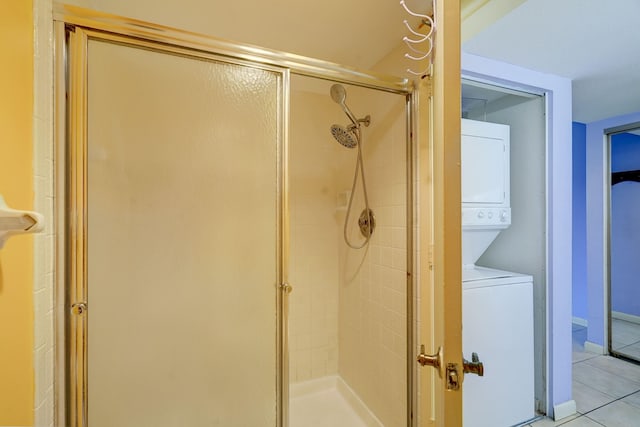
[461, 119, 535, 427]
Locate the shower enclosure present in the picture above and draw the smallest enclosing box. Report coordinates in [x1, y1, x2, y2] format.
[56, 6, 416, 427]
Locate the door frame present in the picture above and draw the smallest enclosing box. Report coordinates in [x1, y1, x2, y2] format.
[420, 0, 463, 425]
[462, 52, 574, 418]
[582, 112, 640, 375]
[461, 75, 548, 415]
[604, 121, 640, 361]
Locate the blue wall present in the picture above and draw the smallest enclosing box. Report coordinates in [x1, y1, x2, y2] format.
[572, 122, 587, 321]
[611, 132, 640, 172]
[610, 132, 640, 317]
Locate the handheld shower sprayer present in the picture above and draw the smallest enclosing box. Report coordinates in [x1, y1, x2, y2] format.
[328, 83, 375, 249]
[330, 84, 371, 128]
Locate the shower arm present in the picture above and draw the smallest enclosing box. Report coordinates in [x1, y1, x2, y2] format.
[347, 116, 371, 130]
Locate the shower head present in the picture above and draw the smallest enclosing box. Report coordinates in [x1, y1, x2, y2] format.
[330, 84, 359, 126]
[330, 124, 358, 148]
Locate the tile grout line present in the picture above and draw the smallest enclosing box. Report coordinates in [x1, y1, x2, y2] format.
[572, 386, 640, 423]
[568, 352, 640, 426]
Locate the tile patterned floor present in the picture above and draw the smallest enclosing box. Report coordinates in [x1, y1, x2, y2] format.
[526, 322, 640, 427]
[611, 319, 640, 359]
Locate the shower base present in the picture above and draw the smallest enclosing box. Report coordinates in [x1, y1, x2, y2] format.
[290, 375, 383, 427]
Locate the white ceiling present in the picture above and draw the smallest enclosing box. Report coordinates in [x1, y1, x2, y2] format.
[463, 0, 640, 123]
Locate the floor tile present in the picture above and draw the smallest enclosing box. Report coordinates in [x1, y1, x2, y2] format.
[611, 319, 640, 346]
[613, 342, 640, 360]
[612, 318, 640, 336]
[621, 390, 640, 410]
[587, 400, 640, 427]
[582, 355, 640, 384]
[568, 324, 640, 427]
[528, 414, 580, 426]
[573, 350, 600, 364]
[573, 362, 640, 398]
[572, 380, 616, 414]
[560, 416, 606, 426]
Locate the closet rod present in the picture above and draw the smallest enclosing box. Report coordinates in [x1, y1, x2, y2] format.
[612, 170, 640, 186]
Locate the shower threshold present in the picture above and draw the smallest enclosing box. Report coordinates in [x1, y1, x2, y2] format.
[289, 375, 383, 427]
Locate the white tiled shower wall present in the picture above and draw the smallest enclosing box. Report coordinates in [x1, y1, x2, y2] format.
[289, 81, 408, 425]
[337, 92, 408, 426]
[288, 87, 347, 381]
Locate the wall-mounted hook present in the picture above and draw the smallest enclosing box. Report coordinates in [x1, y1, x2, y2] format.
[400, 0, 436, 78]
[0, 194, 44, 248]
[400, 0, 431, 20]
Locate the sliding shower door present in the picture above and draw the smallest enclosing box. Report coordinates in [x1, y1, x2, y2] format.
[66, 29, 285, 427]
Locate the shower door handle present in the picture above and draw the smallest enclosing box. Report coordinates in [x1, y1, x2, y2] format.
[417, 345, 443, 377]
[463, 352, 484, 376]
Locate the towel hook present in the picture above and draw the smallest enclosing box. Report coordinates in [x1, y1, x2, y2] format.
[400, 0, 430, 19]
[400, 0, 436, 78]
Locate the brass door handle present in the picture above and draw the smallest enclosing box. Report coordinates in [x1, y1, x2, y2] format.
[417, 345, 443, 377]
[463, 352, 484, 376]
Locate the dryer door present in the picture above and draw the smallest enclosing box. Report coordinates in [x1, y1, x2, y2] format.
[461, 119, 510, 207]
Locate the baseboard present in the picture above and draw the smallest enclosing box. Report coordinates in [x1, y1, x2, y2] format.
[572, 316, 588, 327]
[584, 341, 606, 355]
[612, 311, 640, 325]
[553, 399, 577, 421]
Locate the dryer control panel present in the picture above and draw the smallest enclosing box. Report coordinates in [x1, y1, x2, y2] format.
[462, 207, 511, 228]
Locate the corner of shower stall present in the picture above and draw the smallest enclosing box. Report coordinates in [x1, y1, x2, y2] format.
[288, 75, 411, 427]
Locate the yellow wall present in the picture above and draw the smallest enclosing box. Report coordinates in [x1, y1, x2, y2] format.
[0, 0, 35, 425]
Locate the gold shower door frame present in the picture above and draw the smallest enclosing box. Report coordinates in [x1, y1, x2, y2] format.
[55, 5, 423, 427]
[62, 26, 289, 427]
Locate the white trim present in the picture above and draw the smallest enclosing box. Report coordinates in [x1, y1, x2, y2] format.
[553, 399, 576, 421]
[584, 341, 606, 355]
[612, 311, 640, 325]
[572, 317, 588, 327]
[33, 0, 55, 426]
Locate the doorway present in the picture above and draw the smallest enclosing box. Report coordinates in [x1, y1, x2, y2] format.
[461, 79, 548, 418]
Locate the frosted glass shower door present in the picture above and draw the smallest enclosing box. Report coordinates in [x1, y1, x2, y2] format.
[76, 36, 283, 427]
